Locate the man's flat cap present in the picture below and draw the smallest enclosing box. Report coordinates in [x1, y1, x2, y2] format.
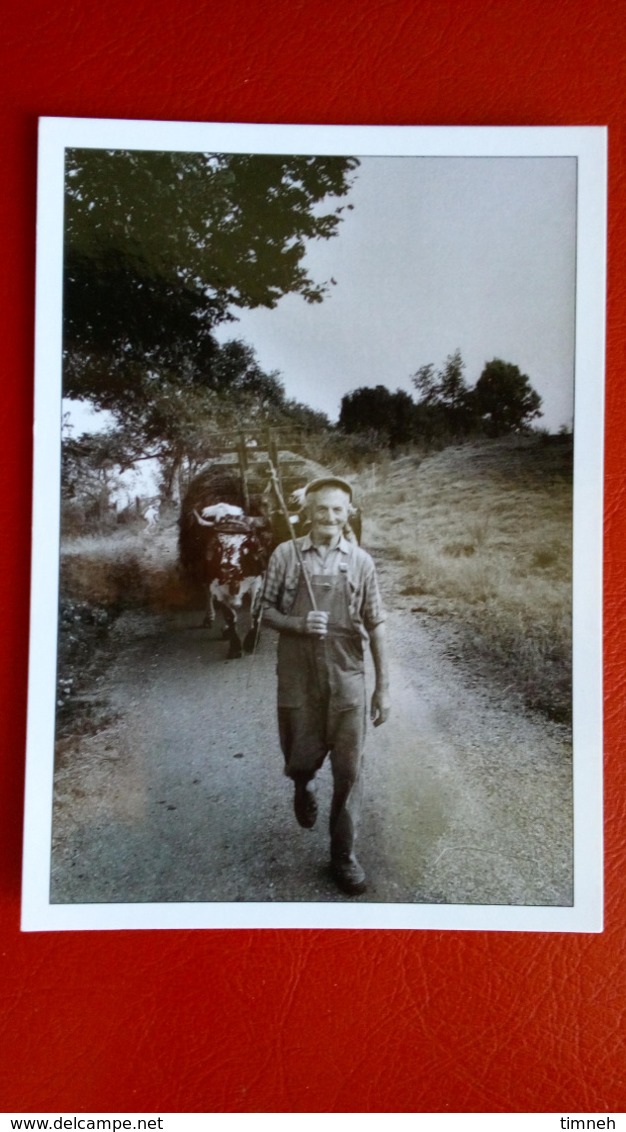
[304, 476, 353, 501]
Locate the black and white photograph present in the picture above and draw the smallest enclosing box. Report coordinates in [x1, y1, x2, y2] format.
[22, 120, 605, 931]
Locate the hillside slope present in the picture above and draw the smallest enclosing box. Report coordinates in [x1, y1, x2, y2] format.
[355, 435, 573, 723]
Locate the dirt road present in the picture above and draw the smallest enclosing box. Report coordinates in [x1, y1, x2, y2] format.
[51, 570, 573, 907]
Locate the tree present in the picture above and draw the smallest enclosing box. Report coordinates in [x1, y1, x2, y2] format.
[62, 150, 356, 490]
[65, 334, 333, 506]
[63, 149, 358, 413]
[338, 385, 416, 447]
[61, 425, 131, 524]
[471, 358, 542, 435]
[437, 349, 468, 411]
[411, 363, 438, 406]
[411, 349, 473, 439]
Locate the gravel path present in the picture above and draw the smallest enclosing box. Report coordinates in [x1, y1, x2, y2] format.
[51, 591, 573, 907]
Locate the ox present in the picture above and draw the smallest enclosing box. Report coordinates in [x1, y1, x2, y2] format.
[181, 499, 270, 659]
[194, 503, 267, 649]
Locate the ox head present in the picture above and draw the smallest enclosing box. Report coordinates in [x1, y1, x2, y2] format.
[192, 503, 268, 600]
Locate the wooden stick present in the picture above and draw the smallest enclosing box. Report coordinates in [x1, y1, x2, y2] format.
[237, 432, 251, 512]
[267, 461, 317, 612]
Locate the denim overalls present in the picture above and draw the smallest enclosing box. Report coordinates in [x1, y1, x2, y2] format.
[277, 558, 367, 860]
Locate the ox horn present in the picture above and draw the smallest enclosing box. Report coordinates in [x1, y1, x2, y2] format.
[193, 508, 216, 527]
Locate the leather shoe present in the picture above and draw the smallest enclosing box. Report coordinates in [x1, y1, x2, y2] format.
[294, 779, 317, 828]
[331, 853, 367, 896]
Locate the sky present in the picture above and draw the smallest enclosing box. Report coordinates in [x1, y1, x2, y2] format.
[215, 155, 577, 432]
[66, 153, 577, 437]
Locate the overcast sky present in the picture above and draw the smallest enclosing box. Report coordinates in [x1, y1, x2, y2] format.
[216, 155, 577, 432]
[67, 153, 577, 437]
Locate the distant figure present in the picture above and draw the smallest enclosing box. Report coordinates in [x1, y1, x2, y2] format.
[143, 503, 159, 530]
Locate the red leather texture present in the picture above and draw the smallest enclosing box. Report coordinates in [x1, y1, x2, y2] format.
[1, 0, 624, 1113]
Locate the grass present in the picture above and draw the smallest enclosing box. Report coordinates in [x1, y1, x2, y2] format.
[58, 519, 199, 724]
[60, 521, 199, 615]
[356, 435, 573, 723]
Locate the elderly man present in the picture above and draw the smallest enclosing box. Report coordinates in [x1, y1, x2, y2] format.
[263, 476, 390, 896]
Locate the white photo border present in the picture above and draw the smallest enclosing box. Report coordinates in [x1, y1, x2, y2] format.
[22, 119, 606, 931]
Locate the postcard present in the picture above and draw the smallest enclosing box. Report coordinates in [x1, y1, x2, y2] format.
[22, 119, 606, 930]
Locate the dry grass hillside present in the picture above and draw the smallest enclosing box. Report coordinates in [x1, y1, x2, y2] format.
[354, 435, 573, 723]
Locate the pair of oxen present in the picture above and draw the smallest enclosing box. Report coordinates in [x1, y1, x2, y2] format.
[178, 466, 360, 658]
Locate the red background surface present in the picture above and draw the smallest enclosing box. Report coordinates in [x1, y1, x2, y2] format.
[1, 0, 623, 1114]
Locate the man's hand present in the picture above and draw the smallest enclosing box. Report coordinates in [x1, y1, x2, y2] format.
[370, 686, 390, 727]
[304, 610, 329, 637]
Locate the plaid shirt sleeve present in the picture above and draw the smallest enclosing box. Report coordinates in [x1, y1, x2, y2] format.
[358, 551, 386, 631]
[262, 541, 291, 611]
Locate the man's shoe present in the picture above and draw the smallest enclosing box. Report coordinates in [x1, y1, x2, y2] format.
[331, 853, 367, 896]
[294, 779, 317, 828]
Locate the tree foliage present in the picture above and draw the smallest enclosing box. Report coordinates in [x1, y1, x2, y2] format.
[63, 149, 358, 410]
[339, 350, 543, 449]
[62, 427, 118, 510]
[62, 149, 355, 491]
[413, 350, 466, 409]
[66, 338, 332, 505]
[472, 358, 543, 435]
[411, 349, 473, 438]
[338, 385, 417, 447]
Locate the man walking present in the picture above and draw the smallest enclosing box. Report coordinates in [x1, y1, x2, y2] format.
[262, 476, 390, 896]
